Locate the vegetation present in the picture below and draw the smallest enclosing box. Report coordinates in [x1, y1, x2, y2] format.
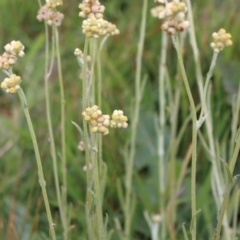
[0, 0, 240, 239]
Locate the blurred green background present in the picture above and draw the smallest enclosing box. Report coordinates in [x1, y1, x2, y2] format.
[0, 0, 240, 239]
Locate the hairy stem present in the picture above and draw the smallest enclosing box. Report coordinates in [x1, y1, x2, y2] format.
[44, 23, 67, 239]
[158, 32, 167, 240]
[173, 36, 197, 240]
[18, 87, 56, 240]
[124, 0, 147, 239]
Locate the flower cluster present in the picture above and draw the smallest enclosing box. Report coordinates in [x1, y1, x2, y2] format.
[110, 110, 128, 128]
[82, 105, 128, 135]
[82, 105, 110, 135]
[74, 48, 83, 57]
[0, 40, 24, 72]
[0, 41, 25, 94]
[4, 41, 25, 57]
[79, 0, 119, 38]
[151, 0, 190, 35]
[79, 0, 105, 19]
[210, 29, 233, 53]
[82, 17, 119, 38]
[0, 52, 17, 70]
[1, 74, 22, 94]
[46, 0, 63, 8]
[37, 5, 64, 26]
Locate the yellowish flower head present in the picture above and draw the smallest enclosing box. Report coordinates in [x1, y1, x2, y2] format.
[46, 0, 63, 8]
[210, 28, 233, 53]
[1, 74, 22, 94]
[4, 41, 25, 57]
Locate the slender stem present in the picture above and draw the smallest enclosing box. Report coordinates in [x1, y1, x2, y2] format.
[82, 38, 92, 239]
[186, 1, 231, 236]
[82, 39, 90, 174]
[124, 0, 147, 239]
[93, 136, 104, 239]
[203, 53, 224, 209]
[54, 26, 67, 226]
[173, 36, 197, 240]
[186, 0, 224, 212]
[158, 32, 167, 240]
[44, 23, 66, 238]
[199, 52, 218, 119]
[232, 189, 240, 239]
[229, 133, 240, 174]
[17, 87, 56, 240]
[96, 40, 104, 205]
[229, 85, 240, 157]
[143, 211, 159, 240]
[97, 42, 102, 109]
[213, 176, 238, 240]
[88, 39, 97, 103]
[185, 0, 204, 102]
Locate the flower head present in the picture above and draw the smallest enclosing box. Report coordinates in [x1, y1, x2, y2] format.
[82, 16, 119, 38]
[82, 106, 128, 135]
[152, 0, 190, 35]
[4, 41, 25, 57]
[46, 0, 63, 8]
[74, 48, 83, 57]
[82, 105, 110, 135]
[37, 5, 64, 26]
[79, 0, 119, 38]
[210, 28, 233, 53]
[0, 52, 17, 70]
[1, 74, 22, 93]
[110, 110, 128, 129]
[79, 0, 105, 19]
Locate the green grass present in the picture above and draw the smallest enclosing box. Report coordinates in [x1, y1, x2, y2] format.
[0, 0, 240, 239]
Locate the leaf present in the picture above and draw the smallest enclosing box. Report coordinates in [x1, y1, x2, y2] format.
[182, 223, 190, 240]
[71, 121, 84, 139]
[221, 159, 233, 183]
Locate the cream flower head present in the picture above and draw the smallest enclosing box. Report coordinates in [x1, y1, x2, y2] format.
[1, 74, 22, 94]
[210, 28, 233, 53]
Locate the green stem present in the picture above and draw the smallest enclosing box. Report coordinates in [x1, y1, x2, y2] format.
[17, 87, 56, 240]
[185, 0, 204, 102]
[93, 136, 104, 239]
[186, 0, 224, 210]
[82, 38, 92, 239]
[88, 39, 97, 103]
[54, 26, 68, 239]
[173, 36, 197, 240]
[201, 52, 224, 210]
[229, 133, 240, 174]
[124, 0, 147, 239]
[82, 39, 90, 183]
[158, 32, 167, 240]
[97, 42, 102, 109]
[229, 85, 240, 157]
[96, 40, 103, 204]
[199, 52, 218, 120]
[44, 23, 66, 238]
[186, 2, 230, 235]
[213, 176, 238, 240]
